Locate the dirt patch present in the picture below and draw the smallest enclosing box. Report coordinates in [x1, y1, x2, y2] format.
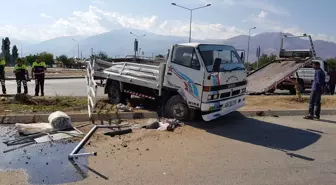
[0, 96, 93, 115]
[44, 69, 85, 77]
[0, 96, 154, 115]
[241, 95, 336, 110]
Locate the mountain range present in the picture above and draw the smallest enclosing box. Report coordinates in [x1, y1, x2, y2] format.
[8, 28, 336, 62]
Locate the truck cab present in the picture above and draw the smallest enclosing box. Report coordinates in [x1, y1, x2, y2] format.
[163, 43, 247, 121]
[296, 59, 330, 90]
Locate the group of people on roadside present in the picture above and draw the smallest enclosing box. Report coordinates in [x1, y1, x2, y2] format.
[0, 57, 47, 96]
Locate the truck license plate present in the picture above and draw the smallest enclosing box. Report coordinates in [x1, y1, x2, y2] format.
[224, 100, 237, 108]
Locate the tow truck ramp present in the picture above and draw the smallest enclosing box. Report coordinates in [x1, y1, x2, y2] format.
[246, 33, 316, 94]
[246, 58, 312, 94]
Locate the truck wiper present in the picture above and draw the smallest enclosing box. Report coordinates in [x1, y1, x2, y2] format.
[220, 67, 245, 72]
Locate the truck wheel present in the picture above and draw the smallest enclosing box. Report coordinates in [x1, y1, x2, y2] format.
[107, 83, 125, 104]
[164, 95, 195, 121]
[289, 87, 296, 95]
[267, 88, 275, 93]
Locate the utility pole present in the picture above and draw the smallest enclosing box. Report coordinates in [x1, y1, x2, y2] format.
[171, 3, 211, 43]
[247, 27, 256, 63]
[72, 39, 80, 59]
[130, 32, 145, 62]
[20, 44, 22, 57]
[256, 46, 261, 69]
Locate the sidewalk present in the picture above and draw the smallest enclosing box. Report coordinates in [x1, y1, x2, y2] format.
[1, 109, 336, 124]
[5, 76, 84, 80]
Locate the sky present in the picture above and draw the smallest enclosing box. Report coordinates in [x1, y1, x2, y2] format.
[0, 0, 335, 42]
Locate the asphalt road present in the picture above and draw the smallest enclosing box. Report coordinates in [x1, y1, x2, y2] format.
[3, 78, 104, 96]
[86, 115, 336, 185]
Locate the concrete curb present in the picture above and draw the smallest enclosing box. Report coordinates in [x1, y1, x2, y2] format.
[5, 76, 84, 80]
[0, 109, 334, 124]
[0, 112, 158, 124]
[238, 109, 336, 117]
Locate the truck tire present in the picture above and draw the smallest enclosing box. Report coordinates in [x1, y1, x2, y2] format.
[267, 88, 275, 93]
[164, 95, 195, 121]
[107, 83, 125, 104]
[289, 78, 304, 95]
[289, 87, 296, 95]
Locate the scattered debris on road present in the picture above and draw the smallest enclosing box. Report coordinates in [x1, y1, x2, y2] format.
[143, 118, 184, 132]
[116, 103, 133, 112]
[104, 128, 132, 137]
[2, 111, 83, 153]
[68, 123, 131, 159]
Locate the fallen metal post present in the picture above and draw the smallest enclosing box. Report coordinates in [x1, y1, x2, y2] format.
[68, 124, 129, 159]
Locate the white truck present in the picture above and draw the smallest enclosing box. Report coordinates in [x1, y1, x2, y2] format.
[100, 43, 248, 121]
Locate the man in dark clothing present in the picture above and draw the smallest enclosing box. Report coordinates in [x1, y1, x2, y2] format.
[13, 58, 29, 94]
[31, 57, 46, 96]
[327, 68, 336, 95]
[304, 62, 326, 120]
[0, 58, 6, 94]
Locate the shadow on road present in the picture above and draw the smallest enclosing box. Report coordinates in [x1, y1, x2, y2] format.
[187, 112, 321, 152]
[318, 119, 336, 124]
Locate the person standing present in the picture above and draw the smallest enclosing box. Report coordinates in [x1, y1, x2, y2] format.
[327, 67, 336, 95]
[13, 58, 29, 94]
[0, 58, 6, 94]
[31, 58, 46, 96]
[304, 62, 326, 120]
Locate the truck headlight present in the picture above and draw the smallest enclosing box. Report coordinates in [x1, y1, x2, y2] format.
[208, 94, 219, 100]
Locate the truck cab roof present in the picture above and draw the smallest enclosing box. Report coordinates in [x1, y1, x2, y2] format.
[176, 43, 233, 47]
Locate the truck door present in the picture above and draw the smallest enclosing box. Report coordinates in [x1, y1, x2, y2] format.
[165, 45, 204, 108]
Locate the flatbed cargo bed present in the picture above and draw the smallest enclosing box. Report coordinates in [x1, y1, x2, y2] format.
[246, 58, 311, 94]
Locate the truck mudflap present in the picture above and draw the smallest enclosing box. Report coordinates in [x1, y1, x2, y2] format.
[201, 95, 245, 121]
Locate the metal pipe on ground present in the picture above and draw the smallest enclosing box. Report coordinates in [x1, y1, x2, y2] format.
[68, 124, 130, 159]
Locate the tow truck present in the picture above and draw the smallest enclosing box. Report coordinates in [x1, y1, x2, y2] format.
[247, 34, 329, 94]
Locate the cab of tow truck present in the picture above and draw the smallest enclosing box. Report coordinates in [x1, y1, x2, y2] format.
[296, 59, 330, 89]
[164, 43, 248, 121]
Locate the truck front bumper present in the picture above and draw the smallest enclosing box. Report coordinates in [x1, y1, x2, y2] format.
[201, 95, 245, 121]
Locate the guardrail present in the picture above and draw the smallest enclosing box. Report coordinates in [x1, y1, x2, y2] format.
[85, 57, 98, 119]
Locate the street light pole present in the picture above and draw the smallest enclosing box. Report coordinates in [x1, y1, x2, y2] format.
[171, 3, 211, 43]
[130, 32, 146, 61]
[246, 27, 256, 63]
[72, 39, 80, 59]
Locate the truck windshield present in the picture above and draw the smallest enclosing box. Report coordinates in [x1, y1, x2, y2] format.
[198, 44, 245, 72]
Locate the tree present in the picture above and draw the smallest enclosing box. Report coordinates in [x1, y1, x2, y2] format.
[25, 54, 38, 66]
[97, 51, 108, 60]
[155, 54, 164, 58]
[1, 37, 11, 65]
[20, 57, 29, 65]
[56, 55, 71, 67]
[12, 45, 19, 61]
[326, 58, 336, 70]
[39, 52, 54, 66]
[251, 53, 276, 69]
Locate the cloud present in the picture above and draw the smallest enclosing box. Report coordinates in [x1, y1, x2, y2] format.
[40, 13, 54, 20]
[92, 0, 107, 5]
[209, 0, 289, 15]
[247, 12, 336, 42]
[0, 6, 245, 41]
[257, 11, 268, 19]
[0, 5, 334, 43]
